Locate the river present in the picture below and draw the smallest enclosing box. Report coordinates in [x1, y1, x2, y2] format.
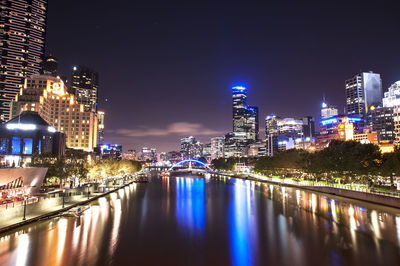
[0, 175, 400, 266]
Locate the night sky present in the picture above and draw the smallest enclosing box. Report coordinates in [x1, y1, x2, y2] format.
[46, 0, 400, 152]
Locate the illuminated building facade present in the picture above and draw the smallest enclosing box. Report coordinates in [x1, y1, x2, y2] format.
[140, 147, 157, 162]
[71, 65, 98, 113]
[317, 116, 362, 150]
[367, 107, 394, 142]
[232, 86, 259, 143]
[382, 81, 400, 108]
[0, 111, 65, 166]
[0, 0, 48, 121]
[180, 136, 202, 159]
[248, 141, 267, 157]
[345, 71, 382, 115]
[10, 74, 98, 151]
[100, 144, 122, 160]
[321, 101, 338, 119]
[211, 137, 224, 160]
[202, 143, 211, 162]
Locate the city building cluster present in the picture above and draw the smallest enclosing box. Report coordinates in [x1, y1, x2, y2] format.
[132, 70, 400, 164]
[0, 0, 109, 166]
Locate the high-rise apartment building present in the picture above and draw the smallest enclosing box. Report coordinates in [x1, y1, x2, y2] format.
[0, 0, 48, 121]
[345, 71, 382, 116]
[10, 74, 98, 151]
[71, 65, 98, 113]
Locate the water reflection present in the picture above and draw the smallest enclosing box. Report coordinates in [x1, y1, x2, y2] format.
[229, 179, 258, 266]
[175, 177, 205, 235]
[0, 177, 399, 266]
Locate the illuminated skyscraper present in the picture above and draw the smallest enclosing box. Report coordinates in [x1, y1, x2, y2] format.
[231, 86, 259, 142]
[0, 0, 48, 121]
[345, 71, 382, 116]
[232, 86, 248, 133]
[72, 65, 98, 113]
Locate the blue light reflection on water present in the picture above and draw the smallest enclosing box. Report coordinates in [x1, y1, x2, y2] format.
[175, 178, 205, 234]
[229, 179, 257, 266]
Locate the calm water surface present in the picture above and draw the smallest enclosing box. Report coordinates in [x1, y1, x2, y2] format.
[1, 175, 400, 266]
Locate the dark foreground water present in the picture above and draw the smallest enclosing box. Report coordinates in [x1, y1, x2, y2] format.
[1, 175, 400, 266]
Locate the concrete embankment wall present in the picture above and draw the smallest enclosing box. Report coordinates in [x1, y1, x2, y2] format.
[302, 186, 400, 208]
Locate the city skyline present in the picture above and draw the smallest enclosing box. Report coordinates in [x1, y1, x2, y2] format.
[44, 0, 400, 152]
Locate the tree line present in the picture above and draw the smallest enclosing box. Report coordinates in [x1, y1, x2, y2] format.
[253, 140, 400, 185]
[30, 149, 142, 187]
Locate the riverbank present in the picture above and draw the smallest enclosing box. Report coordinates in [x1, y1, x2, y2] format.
[208, 172, 400, 209]
[0, 179, 136, 234]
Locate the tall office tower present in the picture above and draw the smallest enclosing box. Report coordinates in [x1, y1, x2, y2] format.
[41, 54, 58, 76]
[321, 100, 338, 119]
[10, 74, 98, 151]
[210, 137, 224, 160]
[97, 110, 105, 145]
[232, 86, 248, 133]
[246, 105, 259, 141]
[71, 65, 98, 113]
[302, 116, 315, 138]
[0, 0, 48, 121]
[345, 71, 382, 116]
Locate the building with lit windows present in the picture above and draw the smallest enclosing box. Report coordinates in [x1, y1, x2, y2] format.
[10, 74, 98, 151]
[0, 0, 48, 122]
[140, 147, 157, 162]
[316, 116, 362, 150]
[232, 86, 259, 144]
[71, 65, 99, 113]
[248, 141, 267, 157]
[321, 100, 338, 119]
[0, 111, 65, 167]
[211, 137, 224, 160]
[100, 144, 122, 160]
[345, 71, 382, 115]
[202, 143, 211, 162]
[180, 136, 203, 159]
[367, 107, 394, 142]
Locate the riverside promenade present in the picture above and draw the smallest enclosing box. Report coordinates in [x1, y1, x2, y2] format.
[0, 176, 137, 234]
[208, 172, 400, 208]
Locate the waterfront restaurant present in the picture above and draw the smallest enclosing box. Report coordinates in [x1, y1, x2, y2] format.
[0, 111, 66, 167]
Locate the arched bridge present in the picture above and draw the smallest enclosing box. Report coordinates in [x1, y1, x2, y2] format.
[169, 158, 211, 172]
